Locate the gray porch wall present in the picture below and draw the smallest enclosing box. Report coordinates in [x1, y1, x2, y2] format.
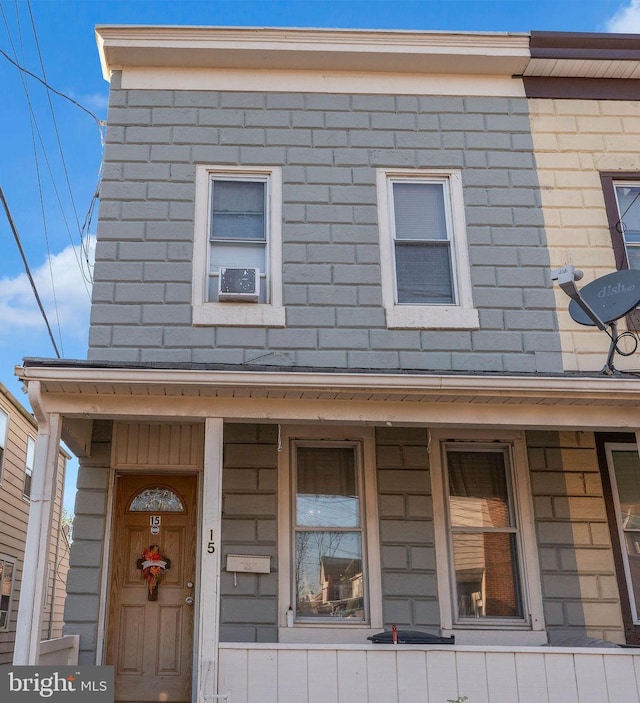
[376, 427, 439, 629]
[219, 424, 279, 642]
[90, 76, 562, 374]
[63, 421, 112, 664]
[527, 430, 625, 644]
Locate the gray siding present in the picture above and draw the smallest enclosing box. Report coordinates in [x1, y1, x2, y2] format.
[220, 424, 279, 643]
[376, 427, 439, 629]
[63, 421, 112, 664]
[90, 78, 561, 374]
[527, 430, 625, 644]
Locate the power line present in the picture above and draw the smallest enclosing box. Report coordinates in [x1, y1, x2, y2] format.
[0, 185, 61, 359]
[0, 2, 92, 302]
[0, 47, 104, 129]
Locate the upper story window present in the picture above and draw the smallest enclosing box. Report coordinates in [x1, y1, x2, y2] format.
[601, 174, 640, 271]
[376, 169, 479, 330]
[0, 408, 7, 481]
[614, 183, 640, 270]
[192, 165, 284, 328]
[24, 436, 35, 500]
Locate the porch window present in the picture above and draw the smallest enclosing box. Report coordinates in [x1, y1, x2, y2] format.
[278, 427, 382, 637]
[293, 445, 365, 622]
[446, 446, 523, 621]
[605, 444, 640, 623]
[0, 555, 16, 632]
[430, 430, 545, 640]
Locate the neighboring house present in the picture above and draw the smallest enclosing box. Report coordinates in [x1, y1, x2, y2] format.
[13, 26, 640, 703]
[0, 382, 69, 664]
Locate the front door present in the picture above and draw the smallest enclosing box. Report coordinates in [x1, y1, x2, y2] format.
[106, 474, 197, 702]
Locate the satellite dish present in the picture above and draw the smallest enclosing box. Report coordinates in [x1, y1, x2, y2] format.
[568, 269, 640, 327]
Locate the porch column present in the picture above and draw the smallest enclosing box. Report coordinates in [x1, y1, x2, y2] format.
[197, 418, 224, 703]
[13, 408, 63, 664]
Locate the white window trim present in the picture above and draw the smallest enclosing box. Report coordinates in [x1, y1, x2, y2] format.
[0, 406, 8, 483]
[429, 428, 546, 645]
[376, 168, 479, 330]
[23, 435, 35, 500]
[0, 553, 16, 632]
[277, 425, 383, 643]
[192, 165, 285, 327]
[605, 441, 640, 625]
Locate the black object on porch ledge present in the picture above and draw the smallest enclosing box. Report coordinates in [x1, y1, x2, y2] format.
[368, 630, 455, 645]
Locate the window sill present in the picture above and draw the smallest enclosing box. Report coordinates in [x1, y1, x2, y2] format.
[279, 626, 380, 644]
[385, 305, 480, 330]
[442, 627, 547, 646]
[193, 303, 286, 327]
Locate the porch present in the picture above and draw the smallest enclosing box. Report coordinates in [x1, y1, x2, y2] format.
[217, 642, 640, 703]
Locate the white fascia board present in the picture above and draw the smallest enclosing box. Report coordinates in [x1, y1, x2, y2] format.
[14, 364, 640, 403]
[95, 25, 531, 79]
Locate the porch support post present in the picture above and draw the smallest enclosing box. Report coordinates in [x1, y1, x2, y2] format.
[13, 395, 62, 664]
[197, 418, 223, 703]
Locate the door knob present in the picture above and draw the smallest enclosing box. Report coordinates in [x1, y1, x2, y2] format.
[185, 596, 194, 605]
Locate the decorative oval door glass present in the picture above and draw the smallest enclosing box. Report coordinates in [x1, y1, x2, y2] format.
[128, 487, 185, 512]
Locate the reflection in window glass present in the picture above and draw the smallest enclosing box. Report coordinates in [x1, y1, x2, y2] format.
[129, 487, 185, 512]
[294, 446, 365, 621]
[446, 447, 523, 621]
[0, 557, 15, 631]
[295, 531, 364, 619]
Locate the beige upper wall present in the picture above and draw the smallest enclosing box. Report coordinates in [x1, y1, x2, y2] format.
[529, 98, 640, 372]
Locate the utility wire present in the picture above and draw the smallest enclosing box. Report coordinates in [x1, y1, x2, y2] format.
[0, 4, 92, 300]
[14, 0, 64, 355]
[0, 46, 104, 129]
[27, 0, 82, 235]
[0, 185, 61, 359]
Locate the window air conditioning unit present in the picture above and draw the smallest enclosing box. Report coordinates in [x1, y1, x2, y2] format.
[218, 267, 260, 302]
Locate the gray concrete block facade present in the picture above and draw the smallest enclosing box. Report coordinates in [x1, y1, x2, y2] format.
[89, 82, 562, 373]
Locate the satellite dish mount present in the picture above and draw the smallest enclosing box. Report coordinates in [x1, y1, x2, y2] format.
[552, 265, 640, 375]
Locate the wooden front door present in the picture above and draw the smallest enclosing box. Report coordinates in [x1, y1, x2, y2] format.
[106, 474, 197, 702]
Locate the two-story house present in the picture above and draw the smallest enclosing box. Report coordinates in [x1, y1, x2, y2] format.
[14, 26, 640, 703]
[0, 382, 69, 664]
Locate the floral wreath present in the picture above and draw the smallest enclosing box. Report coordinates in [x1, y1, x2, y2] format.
[137, 544, 170, 600]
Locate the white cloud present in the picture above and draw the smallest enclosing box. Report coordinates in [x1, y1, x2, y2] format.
[606, 0, 640, 32]
[0, 239, 95, 350]
[66, 90, 109, 116]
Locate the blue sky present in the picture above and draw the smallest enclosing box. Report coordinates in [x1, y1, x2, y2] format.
[0, 0, 638, 511]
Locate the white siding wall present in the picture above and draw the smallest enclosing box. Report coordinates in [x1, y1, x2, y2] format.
[218, 644, 640, 703]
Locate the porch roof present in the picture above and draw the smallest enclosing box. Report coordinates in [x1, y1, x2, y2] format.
[15, 359, 640, 452]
